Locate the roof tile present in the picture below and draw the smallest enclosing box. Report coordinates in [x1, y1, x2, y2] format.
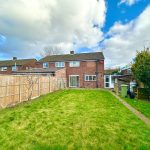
[39, 52, 104, 62]
[0, 59, 36, 67]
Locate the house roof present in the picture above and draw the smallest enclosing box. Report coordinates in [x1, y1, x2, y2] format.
[113, 75, 134, 82]
[39, 52, 104, 62]
[0, 59, 36, 67]
[14, 68, 61, 74]
[104, 69, 119, 75]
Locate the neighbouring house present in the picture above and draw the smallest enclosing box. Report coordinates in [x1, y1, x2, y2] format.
[104, 68, 119, 88]
[39, 51, 104, 88]
[120, 63, 132, 75]
[14, 68, 66, 78]
[0, 57, 37, 74]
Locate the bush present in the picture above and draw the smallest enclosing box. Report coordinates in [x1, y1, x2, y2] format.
[131, 49, 150, 96]
[137, 88, 150, 100]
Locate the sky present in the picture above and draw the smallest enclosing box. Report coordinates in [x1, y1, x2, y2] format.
[0, 0, 150, 68]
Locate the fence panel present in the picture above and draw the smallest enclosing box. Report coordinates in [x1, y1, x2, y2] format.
[0, 75, 66, 108]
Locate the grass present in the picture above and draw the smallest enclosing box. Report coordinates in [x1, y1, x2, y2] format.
[0, 89, 150, 150]
[123, 97, 150, 119]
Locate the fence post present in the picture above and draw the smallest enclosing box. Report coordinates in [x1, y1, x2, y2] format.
[49, 76, 51, 93]
[19, 76, 21, 102]
[38, 76, 40, 96]
[5, 78, 8, 104]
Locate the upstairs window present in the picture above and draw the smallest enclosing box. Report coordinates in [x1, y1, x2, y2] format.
[84, 75, 96, 81]
[12, 66, 18, 71]
[43, 62, 49, 68]
[0, 67, 7, 71]
[55, 62, 65, 68]
[69, 61, 80, 67]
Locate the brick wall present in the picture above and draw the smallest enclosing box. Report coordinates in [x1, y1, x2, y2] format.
[55, 68, 66, 78]
[66, 60, 104, 88]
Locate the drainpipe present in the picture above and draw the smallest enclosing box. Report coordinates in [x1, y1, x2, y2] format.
[96, 60, 99, 88]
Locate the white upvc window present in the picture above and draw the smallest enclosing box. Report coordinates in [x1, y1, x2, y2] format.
[0, 67, 7, 71]
[69, 61, 80, 67]
[12, 66, 18, 71]
[105, 75, 110, 88]
[55, 62, 65, 68]
[43, 62, 49, 68]
[84, 75, 96, 81]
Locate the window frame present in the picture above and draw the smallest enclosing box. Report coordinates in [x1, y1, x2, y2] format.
[43, 62, 49, 69]
[0, 67, 8, 71]
[69, 61, 80, 67]
[55, 62, 65, 68]
[84, 75, 96, 81]
[104, 75, 110, 88]
[12, 66, 18, 71]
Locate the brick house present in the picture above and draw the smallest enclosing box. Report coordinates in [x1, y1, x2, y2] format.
[0, 57, 37, 74]
[39, 51, 104, 88]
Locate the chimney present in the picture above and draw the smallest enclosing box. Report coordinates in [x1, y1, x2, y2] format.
[70, 50, 74, 54]
[13, 57, 17, 60]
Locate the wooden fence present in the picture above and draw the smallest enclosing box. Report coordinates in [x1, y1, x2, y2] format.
[0, 75, 66, 108]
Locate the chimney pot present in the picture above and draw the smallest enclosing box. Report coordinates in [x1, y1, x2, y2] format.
[13, 57, 17, 60]
[70, 50, 74, 54]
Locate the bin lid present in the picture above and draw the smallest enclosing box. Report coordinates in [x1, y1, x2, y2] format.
[121, 84, 128, 87]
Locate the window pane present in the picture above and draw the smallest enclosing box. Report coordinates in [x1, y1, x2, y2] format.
[106, 83, 109, 87]
[12, 66, 18, 71]
[86, 76, 88, 81]
[1, 67, 7, 71]
[89, 76, 92, 81]
[93, 76, 96, 81]
[69, 61, 80, 67]
[106, 76, 109, 82]
[85, 75, 96, 81]
[56, 62, 65, 67]
[43, 62, 49, 68]
[61, 62, 65, 67]
[70, 76, 79, 87]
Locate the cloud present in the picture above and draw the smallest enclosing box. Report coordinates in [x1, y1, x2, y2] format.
[103, 5, 150, 68]
[0, 0, 106, 59]
[118, 0, 140, 6]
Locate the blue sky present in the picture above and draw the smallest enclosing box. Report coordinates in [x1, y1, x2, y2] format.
[0, 0, 150, 68]
[78, 0, 150, 50]
[103, 0, 149, 32]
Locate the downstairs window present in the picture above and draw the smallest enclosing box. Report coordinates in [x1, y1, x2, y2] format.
[84, 75, 96, 81]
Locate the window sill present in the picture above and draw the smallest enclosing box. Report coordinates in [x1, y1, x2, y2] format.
[85, 80, 96, 82]
[69, 66, 80, 68]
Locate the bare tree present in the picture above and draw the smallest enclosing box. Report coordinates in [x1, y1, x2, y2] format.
[24, 75, 38, 101]
[41, 45, 64, 57]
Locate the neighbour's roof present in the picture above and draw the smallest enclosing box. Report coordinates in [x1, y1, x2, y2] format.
[113, 75, 134, 82]
[39, 52, 104, 62]
[104, 69, 119, 75]
[0, 59, 36, 67]
[14, 68, 61, 73]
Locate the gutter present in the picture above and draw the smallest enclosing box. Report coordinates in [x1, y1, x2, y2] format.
[96, 60, 99, 88]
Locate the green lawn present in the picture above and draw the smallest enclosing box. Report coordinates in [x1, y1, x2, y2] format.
[0, 89, 150, 150]
[123, 97, 150, 119]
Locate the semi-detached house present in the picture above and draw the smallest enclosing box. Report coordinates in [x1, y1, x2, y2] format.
[0, 51, 105, 88]
[39, 51, 104, 88]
